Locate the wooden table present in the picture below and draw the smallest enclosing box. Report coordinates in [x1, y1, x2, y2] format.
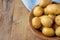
[11, 0, 42, 40]
[0, 0, 42, 40]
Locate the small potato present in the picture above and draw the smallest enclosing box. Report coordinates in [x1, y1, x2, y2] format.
[48, 15, 55, 20]
[42, 27, 54, 36]
[33, 6, 43, 17]
[44, 4, 60, 15]
[40, 15, 53, 27]
[55, 15, 60, 26]
[32, 17, 41, 29]
[55, 26, 60, 36]
[39, 0, 52, 7]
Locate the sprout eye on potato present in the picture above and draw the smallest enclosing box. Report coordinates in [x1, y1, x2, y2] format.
[32, 17, 41, 29]
[33, 6, 43, 17]
[39, 0, 52, 7]
[44, 4, 60, 15]
[42, 27, 54, 36]
[40, 15, 53, 27]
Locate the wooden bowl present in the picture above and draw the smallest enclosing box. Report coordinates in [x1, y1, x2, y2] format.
[29, 2, 60, 40]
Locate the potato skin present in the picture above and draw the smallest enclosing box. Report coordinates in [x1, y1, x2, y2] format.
[42, 27, 54, 36]
[39, 0, 52, 7]
[33, 6, 43, 17]
[44, 4, 60, 15]
[40, 15, 53, 27]
[32, 17, 41, 29]
[55, 15, 60, 26]
[55, 27, 60, 36]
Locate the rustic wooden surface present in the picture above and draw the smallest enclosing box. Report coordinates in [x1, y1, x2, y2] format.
[0, 0, 14, 40]
[10, 0, 42, 40]
[0, 0, 42, 40]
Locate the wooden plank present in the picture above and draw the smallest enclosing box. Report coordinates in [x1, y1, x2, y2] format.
[11, 0, 42, 40]
[0, 0, 14, 40]
[0, 0, 2, 11]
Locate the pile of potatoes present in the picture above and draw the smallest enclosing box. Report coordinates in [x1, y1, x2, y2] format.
[32, 0, 60, 37]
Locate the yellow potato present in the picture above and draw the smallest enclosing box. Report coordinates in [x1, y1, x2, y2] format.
[55, 26, 60, 36]
[42, 27, 54, 36]
[48, 15, 55, 20]
[40, 15, 53, 27]
[44, 4, 60, 15]
[33, 6, 43, 17]
[39, 0, 52, 7]
[32, 17, 41, 29]
[55, 15, 60, 26]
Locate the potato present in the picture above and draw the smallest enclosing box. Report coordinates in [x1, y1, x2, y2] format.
[39, 0, 52, 7]
[32, 17, 41, 29]
[48, 15, 55, 20]
[55, 26, 60, 36]
[33, 6, 43, 17]
[40, 15, 53, 27]
[42, 27, 54, 36]
[55, 15, 60, 25]
[44, 4, 60, 15]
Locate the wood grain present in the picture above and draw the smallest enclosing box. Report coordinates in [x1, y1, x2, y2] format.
[0, 0, 14, 40]
[11, 0, 42, 40]
[0, 0, 2, 11]
[0, 0, 43, 40]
